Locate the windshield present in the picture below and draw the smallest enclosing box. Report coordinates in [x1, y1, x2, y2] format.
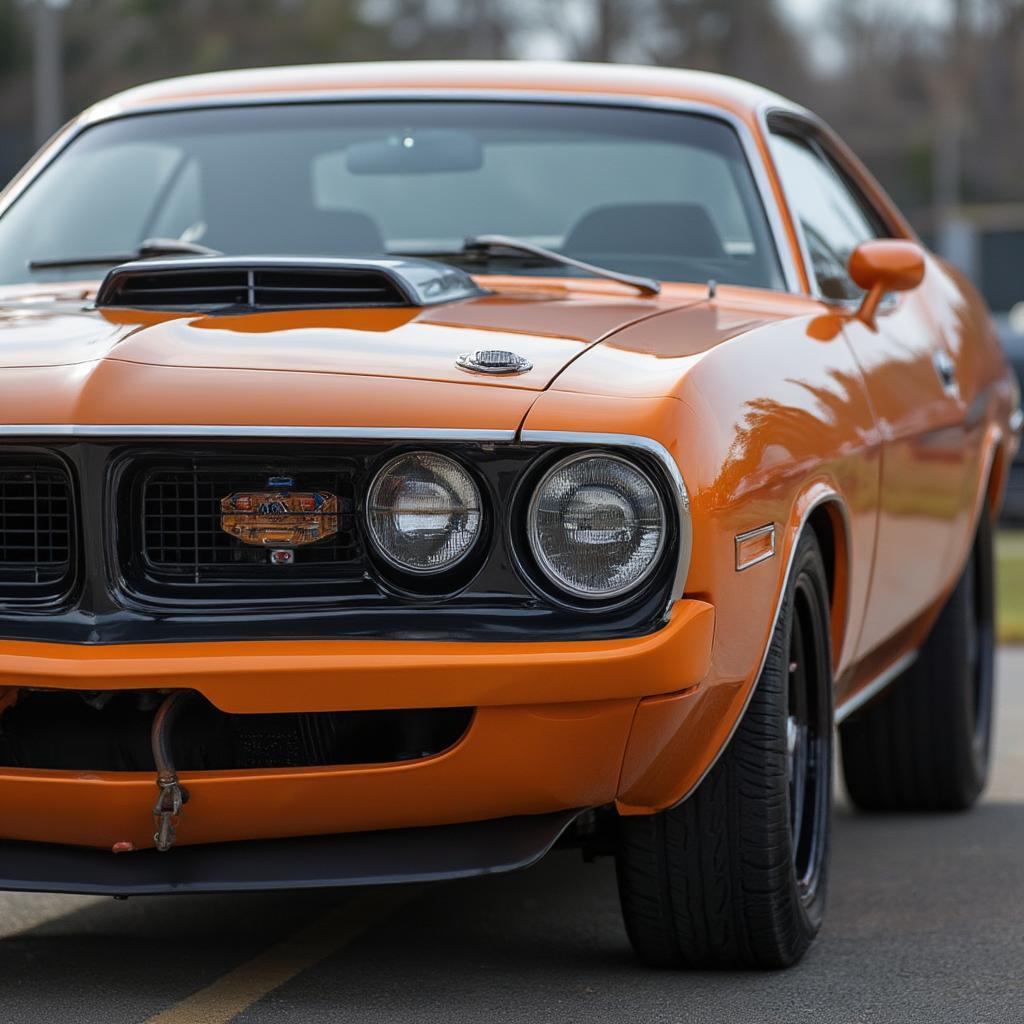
[0, 101, 785, 290]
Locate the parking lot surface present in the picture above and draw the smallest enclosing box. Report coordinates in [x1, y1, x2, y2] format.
[1, 651, 1021, 1023]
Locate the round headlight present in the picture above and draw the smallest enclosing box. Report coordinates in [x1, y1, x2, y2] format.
[366, 452, 483, 574]
[527, 452, 666, 599]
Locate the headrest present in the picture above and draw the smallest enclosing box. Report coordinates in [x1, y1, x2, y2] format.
[563, 203, 725, 259]
[304, 208, 386, 255]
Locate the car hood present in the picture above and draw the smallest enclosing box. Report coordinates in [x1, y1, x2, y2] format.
[0, 286, 701, 430]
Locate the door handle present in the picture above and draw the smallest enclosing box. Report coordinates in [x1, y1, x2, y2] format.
[933, 350, 959, 398]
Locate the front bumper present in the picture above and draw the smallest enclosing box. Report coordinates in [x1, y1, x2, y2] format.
[0, 600, 714, 853]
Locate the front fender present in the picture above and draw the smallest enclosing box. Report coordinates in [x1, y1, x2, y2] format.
[522, 309, 878, 814]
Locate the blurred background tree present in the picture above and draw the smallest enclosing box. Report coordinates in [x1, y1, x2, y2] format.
[3, 0, 1024, 238]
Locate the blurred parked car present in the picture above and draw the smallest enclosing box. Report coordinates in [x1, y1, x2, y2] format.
[995, 310, 1024, 521]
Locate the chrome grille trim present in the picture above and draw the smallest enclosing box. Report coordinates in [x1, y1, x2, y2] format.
[0, 425, 517, 441]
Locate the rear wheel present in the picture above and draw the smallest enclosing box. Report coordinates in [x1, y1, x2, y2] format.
[840, 511, 995, 812]
[615, 531, 833, 969]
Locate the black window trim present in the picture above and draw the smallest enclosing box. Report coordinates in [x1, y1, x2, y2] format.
[764, 109, 898, 305]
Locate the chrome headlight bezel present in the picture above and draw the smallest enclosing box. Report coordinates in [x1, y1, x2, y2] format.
[523, 449, 671, 602]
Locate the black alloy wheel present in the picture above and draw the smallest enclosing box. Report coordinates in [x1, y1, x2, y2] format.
[615, 529, 834, 969]
[786, 569, 832, 911]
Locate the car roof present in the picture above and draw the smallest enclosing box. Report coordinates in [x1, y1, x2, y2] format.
[82, 61, 806, 127]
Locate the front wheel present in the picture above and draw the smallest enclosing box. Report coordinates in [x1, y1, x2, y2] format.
[615, 531, 834, 970]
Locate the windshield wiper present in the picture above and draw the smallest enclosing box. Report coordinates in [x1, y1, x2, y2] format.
[28, 237, 222, 271]
[407, 234, 661, 296]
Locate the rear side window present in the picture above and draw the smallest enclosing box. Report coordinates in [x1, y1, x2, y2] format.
[769, 132, 883, 300]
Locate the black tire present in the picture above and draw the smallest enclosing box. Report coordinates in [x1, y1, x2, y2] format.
[615, 531, 833, 970]
[840, 511, 996, 812]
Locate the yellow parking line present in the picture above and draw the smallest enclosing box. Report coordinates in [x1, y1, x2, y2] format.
[143, 887, 415, 1024]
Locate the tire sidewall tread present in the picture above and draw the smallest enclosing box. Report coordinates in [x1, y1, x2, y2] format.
[616, 530, 834, 970]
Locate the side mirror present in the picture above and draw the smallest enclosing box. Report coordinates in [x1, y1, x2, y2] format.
[848, 240, 926, 327]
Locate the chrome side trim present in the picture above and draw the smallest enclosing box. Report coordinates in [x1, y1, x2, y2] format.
[757, 103, 913, 303]
[757, 104, 819, 299]
[0, 424, 517, 442]
[835, 650, 918, 724]
[0, 90, 804, 296]
[734, 522, 776, 571]
[667, 492, 846, 808]
[518, 430, 691, 612]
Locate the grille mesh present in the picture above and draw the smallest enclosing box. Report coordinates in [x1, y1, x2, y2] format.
[0, 462, 73, 599]
[141, 463, 362, 584]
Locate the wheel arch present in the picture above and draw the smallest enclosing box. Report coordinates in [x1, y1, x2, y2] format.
[984, 433, 1008, 523]
[616, 483, 850, 815]
[805, 497, 851, 673]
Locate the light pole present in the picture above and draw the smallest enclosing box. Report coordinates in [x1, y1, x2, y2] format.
[30, 0, 71, 146]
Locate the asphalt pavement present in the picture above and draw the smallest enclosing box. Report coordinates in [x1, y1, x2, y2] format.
[0, 651, 1022, 1023]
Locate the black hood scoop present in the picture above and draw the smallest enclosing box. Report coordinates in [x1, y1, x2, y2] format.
[95, 256, 484, 312]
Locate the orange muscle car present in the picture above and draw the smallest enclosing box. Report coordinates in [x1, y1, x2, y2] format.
[0, 62, 1017, 969]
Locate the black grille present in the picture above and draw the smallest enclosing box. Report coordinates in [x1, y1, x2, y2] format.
[98, 266, 408, 311]
[0, 690, 473, 772]
[137, 460, 363, 589]
[0, 461, 73, 603]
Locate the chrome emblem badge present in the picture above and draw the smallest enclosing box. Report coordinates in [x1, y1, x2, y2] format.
[220, 476, 338, 549]
[456, 349, 532, 375]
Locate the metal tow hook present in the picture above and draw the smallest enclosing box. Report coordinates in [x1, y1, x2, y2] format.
[153, 775, 188, 852]
[150, 690, 192, 853]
